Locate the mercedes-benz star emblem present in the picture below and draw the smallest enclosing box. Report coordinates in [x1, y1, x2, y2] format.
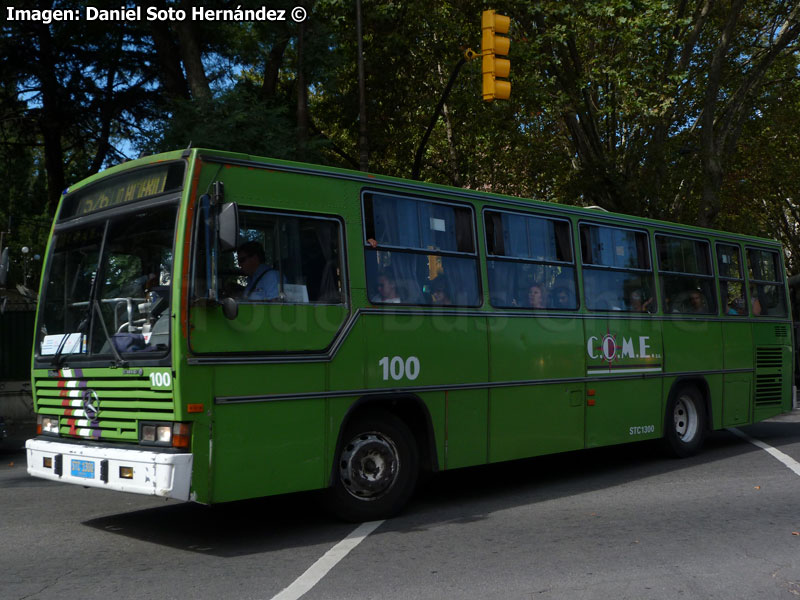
[82, 389, 100, 421]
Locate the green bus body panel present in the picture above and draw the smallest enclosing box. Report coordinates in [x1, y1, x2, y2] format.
[191, 305, 349, 354]
[489, 384, 585, 462]
[723, 375, 752, 427]
[662, 320, 723, 374]
[32, 148, 795, 507]
[722, 323, 755, 427]
[584, 319, 664, 448]
[487, 315, 585, 461]
[444, 389, 488, 469]
[211, 399, 326, 503]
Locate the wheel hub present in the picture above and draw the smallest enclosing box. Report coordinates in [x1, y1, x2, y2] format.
[674, 396, 698, 441]
[340, 432, 400, 500]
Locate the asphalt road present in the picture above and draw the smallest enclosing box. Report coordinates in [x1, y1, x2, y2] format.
[4, 413, 800, 600]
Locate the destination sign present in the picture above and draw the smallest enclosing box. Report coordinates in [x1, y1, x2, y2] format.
[60, 162, 184, 220]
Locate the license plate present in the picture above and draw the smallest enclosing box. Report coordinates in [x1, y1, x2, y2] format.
[71, 459, 95, 479]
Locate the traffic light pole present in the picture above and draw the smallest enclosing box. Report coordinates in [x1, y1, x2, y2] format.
[411, 55, 468, 181]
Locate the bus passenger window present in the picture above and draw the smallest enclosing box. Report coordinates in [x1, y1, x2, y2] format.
[656, 235, 715, 315]
[485, 210, 577, 310]
[747, 248, 787, 317]
[363, 192, 480, 307]
[717, 244, 746, 316]
[224, 210, 344, 304]
[580, 224, 655, 313]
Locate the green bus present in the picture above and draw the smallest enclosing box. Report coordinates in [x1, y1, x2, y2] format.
[26, 148, 794, 521]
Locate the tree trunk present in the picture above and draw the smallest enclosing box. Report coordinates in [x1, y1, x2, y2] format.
[150, 20, 190, 100]
[356, 0, 369, 171]
[34, 24, 65, 214]
[436, 62, 460, 187]
[175, 1, 211, 101]
[262, 32, 291, 100]
[296, 19, 308, 161]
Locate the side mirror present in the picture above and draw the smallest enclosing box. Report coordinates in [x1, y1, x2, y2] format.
[221, 296, 238, 320]
[219, 203, 239, 251]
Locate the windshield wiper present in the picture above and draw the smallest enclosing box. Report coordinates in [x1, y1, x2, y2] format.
[51, 309, 90, 367]
[91, 298, 127, 368]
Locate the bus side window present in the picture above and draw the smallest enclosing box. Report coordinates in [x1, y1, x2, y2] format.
[231, 209, 344, 304]
[656, 235, 715, 315]
[364, 192, 480, 307]
[717, 243, 746, 316]
[580, 223, 655, 313]
[485, 210, 577, 310]
[747, 247, 787, 317]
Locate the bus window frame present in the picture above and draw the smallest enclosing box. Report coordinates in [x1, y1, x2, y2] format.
[655, 232, 716, 315]
[579, 221, 655, 313]
[483, 207, 578, 311]
[745, 245, 788, 318]
[715, 242, 747, 318]
[361, 189, 482, 308]
[232, 206, 349, 306]
[34, 195, 181, 369]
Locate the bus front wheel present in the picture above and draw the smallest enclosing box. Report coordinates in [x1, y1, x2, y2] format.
[328, 412, 419, 522]
[664, 384, 706, 458]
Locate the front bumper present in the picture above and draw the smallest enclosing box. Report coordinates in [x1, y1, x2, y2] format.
[26, 438, 193, 500]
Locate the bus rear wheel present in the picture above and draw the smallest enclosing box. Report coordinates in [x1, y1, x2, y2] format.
[664, 384, 706, 458]
[327, 412, 419, 522]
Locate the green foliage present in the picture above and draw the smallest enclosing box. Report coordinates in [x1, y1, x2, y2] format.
[3, 0, 800, 292]
[146, 87, 299, 159]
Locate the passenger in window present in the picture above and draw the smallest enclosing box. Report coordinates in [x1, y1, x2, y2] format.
[750, 285, 763, 316]
[686, 289, 708, 313]
[629, 289, 654, 313]
[721, 282, 744, 315]
[726, 296, 743, 315]
[373, 272, 401, 303]
[527, 284, 546, 309]
[235, 241, 280, 301]
[550, 287, 572, 310]
[431, 277, 452, 306]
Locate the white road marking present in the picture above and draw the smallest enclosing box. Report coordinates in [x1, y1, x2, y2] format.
[729, 427, 800, 477]
[270, 520, 385, 600]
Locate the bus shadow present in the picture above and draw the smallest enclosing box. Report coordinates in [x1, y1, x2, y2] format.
[84, 490, 355, 557]
[402, 421, 800, 528]
[84, 421, 798, 556]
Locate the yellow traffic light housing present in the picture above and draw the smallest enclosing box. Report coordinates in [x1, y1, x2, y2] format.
[481, 10, 511, 101]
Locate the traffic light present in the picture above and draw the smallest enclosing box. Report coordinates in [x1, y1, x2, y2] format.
[481, 9, 511, 101]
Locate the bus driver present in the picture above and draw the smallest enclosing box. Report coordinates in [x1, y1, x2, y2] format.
[235, 241, 280, 301]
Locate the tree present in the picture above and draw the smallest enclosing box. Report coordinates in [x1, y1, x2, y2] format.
[514, 0, 800, 227]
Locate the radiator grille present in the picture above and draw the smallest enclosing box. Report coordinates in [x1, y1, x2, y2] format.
[34, 370, 174, 443]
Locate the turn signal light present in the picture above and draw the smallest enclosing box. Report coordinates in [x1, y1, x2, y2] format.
[172, 423, 191, 449]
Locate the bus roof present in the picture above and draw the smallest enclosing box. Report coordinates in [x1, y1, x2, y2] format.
[64, 147, 780, 248]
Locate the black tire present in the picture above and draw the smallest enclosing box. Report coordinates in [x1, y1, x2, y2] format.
[327, 412, 419, 522]
[663, 384, 707, 458]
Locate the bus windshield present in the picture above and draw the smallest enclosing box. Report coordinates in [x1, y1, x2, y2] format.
[37, 203, 178, 364]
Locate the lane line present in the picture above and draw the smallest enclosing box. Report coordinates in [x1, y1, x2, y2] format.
[271, 520, 385, 600]
[729, 427, 800, 477]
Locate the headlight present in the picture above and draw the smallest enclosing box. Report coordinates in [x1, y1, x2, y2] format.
[37, 414, 60, 435]
[139, 421, 191, 449]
